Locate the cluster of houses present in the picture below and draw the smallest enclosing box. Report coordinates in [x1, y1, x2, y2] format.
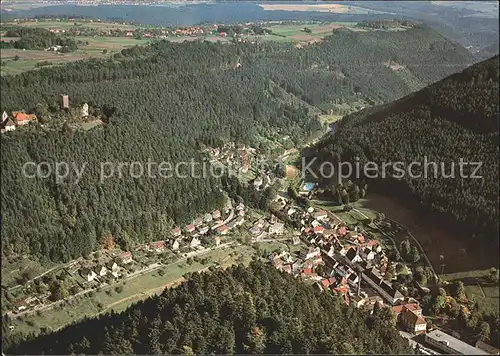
[203, 142, 259, 174]
[131, 203, 247, 255]
[248, 213, 287, 241]
[267, 201, 430, 336]
[80, 251, 133, 282]
[1, 110, 38, 133]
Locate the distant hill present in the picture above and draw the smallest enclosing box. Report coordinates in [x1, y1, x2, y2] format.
[4, 261, 414, 354]
[310, 56, 499, 241]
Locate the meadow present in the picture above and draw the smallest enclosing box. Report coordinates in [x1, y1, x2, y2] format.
[1, 36, 150, 75]
[442, 269, 499, 315]
[8, 242, 279, 338]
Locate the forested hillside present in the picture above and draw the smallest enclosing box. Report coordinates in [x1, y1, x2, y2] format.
[5, 261, 414, 354]
[310, 56, 499, 242]
[0, 25, 475, 263]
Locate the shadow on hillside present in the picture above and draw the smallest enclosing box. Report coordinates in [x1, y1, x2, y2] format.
[356, 194, 499, 274]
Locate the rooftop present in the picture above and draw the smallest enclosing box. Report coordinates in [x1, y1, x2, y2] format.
[425, 330, 486, 355]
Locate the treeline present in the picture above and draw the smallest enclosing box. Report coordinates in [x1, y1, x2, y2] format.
[0, 26, 475, 263]
[356, 19, 418, 29]
[311, 56, 499, 242]
[4, 261, 414, 354]
[1, 27, 78, 51]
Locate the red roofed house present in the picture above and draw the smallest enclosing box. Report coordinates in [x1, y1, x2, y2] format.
[367, 240, 383, 252]
[217, 225, 229, 235]
[321, 278, 331, 288]
[314, 226, 325, 235]
[392, 304, 426, 334]
[151, 241, 165, 253]
[171, 227, 181, 237]
[212, 210, 221, 219]
[185, 224, 195, 233]
[119, 251, 133, 264]
[338, 226, 347, 236]
[12, 111, 37, 126]
[313, 210, 328, 221]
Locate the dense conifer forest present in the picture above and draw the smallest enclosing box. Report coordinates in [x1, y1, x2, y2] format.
[0, 25, 475, 263]
[310, 56, 499, 243]
[4, 261, 414, 355]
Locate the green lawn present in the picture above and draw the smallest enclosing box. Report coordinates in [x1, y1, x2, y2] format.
[1, 257, 58, 289]
[1, 36, 150, 75]
[10, 244, 258, 337]
[442, 269, 499, 315]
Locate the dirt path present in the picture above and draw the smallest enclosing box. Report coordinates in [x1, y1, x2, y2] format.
[477, 282, 487, 298]
[104, 278, 185, 311]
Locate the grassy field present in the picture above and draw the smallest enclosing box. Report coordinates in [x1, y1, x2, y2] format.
[442, 269, 499, 315]
[1, 256, 59, 289]
[1, 36, 150, 75]
[1, 21, 359, 75]
[318, 114, 343, 125]
[9, 242, 275, 337]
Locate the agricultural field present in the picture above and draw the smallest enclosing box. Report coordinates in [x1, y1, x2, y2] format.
[0, 36, 150, 75]
[442, 269, 499, 315]
[1, 256, 59, 289]
[249, 22, 357, 45]
[258, 4, 386, 15]
[318, 114, 343, 125]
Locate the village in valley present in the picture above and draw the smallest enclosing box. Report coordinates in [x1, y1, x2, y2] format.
[2, 99, 498, 354]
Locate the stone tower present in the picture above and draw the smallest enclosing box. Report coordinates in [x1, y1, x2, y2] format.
[61, 95, 70, 109]
[82, 103, 89, 117]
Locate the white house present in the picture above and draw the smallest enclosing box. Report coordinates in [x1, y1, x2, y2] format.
[300, 247, 321, 260]
[94, 265, 107, 277]
[190, 237, 201, 248]
[198, 226, 210, 235]
[82, 268, 97, 282]
[171, 239, 180, 251]
[268, 222, 284, 235]
[254, 176, 263, 188]
[346, 248, 362, 263]
[107, 262, 119, 277]
[313, 210, 328, 221]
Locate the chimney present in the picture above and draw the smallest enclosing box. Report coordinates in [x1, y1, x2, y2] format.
[61, 95, 69, 109]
